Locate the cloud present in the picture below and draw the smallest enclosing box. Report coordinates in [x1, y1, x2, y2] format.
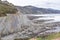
[7, 0, 48, 6]
[7, 0, 60, 10]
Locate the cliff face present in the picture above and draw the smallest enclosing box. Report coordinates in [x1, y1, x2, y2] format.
[0, 11, 32, 35]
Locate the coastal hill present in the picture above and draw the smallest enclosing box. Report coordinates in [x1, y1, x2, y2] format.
[16, 5, 60, 14]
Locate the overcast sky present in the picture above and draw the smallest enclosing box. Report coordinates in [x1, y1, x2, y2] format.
[7, 0, 60, 10]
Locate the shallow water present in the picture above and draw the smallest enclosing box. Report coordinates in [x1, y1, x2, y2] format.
[31, 14, 60, 21]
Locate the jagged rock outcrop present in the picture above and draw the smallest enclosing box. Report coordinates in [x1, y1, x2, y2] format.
[0, 11, 33, 36]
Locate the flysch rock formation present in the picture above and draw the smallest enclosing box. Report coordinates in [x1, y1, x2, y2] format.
[0, 11, 60, 40]
[0, 11, 34, 40]
[0, 11, 31, 34]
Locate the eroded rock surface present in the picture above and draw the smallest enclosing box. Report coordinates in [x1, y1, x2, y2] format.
[0, 11, 60, 40]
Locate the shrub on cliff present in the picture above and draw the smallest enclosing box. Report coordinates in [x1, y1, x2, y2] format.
[0, 1, 17, 17]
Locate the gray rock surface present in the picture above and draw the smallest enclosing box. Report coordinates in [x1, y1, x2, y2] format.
[0, 11, 60, 40]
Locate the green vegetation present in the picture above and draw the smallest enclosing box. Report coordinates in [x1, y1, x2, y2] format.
[14, 33, 60, 40]
[14, 38, 29, 40]
[0, 1, 17, 17]
[36, 32, 60, 40]
[36, 37, 42, 40]
[45, 33, 60, 40]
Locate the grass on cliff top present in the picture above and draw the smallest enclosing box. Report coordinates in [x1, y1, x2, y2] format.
[0, 2, 17, 17]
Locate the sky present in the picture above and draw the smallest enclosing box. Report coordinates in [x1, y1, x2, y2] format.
[7, 0, 60, 10]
